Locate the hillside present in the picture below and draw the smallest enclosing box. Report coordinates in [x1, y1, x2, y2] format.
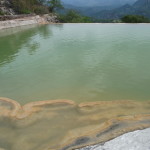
[133, 0, 150, 17]
[0, 0, 49, 15]
[62, 0, 150, 20]
[94, 0, 150, 19]
[0, 0, 15, 15]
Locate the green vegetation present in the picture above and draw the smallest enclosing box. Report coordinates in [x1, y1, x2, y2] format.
[2, 0, 150, 23]
[58, 10, 92, 23]
[0, 11, 4, 15]
[12, 0, 49, 14]
[11, 0, 63, 14]
[121, 15, 150, 23]
[48, 0, 63, 13]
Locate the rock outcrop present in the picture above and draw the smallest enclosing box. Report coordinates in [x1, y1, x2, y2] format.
[0, 0, 15, 15]
[0, 14, 59, 30]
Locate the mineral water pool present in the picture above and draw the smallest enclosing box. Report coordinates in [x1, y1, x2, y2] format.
[0, 24, 150, 150]
[0, 23, 150, 104]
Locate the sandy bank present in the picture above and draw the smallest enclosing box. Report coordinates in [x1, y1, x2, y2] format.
[78, 128, 150, 150]
[0, 15, 57, 30]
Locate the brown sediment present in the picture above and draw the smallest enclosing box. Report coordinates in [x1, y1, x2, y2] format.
[0, 97, 150, 150]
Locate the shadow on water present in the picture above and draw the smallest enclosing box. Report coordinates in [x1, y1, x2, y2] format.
[0, 24, 55, 66]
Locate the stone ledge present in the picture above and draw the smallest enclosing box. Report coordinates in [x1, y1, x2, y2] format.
[0, 14, 58, 30]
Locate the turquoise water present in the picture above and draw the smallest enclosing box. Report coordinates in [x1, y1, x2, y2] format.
[0, 24, 150, 104]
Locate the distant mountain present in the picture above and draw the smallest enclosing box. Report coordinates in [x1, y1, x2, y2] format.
[62, 0, 150, 20]
[94, 4, 134, 19]
[62, 4, 117, 17]
[62, 0, 137, 17]
[133, 0, 150, 18]
[134, 0, 150, 7]
[94, 0, 150, 19]
[61, 0, 137, 7]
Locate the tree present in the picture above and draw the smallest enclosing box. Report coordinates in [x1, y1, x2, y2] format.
[58, 10, 92, 23]
[48, 0, 63, 13]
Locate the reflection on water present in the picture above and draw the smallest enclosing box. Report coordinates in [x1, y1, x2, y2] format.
[0, 97, 149, 150]
[0, 24, 55, 66]
[0, 24, 150, 104]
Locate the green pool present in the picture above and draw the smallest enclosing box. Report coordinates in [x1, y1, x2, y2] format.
[0, 24, 150, 104]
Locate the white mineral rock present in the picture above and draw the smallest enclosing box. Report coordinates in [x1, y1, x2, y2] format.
[79, 128, 150, 150]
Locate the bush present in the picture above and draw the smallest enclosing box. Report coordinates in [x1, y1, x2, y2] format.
[19, 9, 31, 14]
[121, 15, 150, 23]
[0, 10, 5, 15]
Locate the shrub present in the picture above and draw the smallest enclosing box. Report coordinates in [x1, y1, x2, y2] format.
[0, 10, 5, 15]
[19, 9, 31, 14]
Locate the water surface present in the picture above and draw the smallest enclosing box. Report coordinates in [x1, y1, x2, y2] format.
[0, 24, 150, 150]
[0, 24, 150, 104]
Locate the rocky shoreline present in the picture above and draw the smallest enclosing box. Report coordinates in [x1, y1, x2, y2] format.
[0, 0, 59, 30]
[0, 14, 58, 30]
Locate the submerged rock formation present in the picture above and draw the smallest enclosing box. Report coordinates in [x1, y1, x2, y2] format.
[0, 97, 150, 150]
